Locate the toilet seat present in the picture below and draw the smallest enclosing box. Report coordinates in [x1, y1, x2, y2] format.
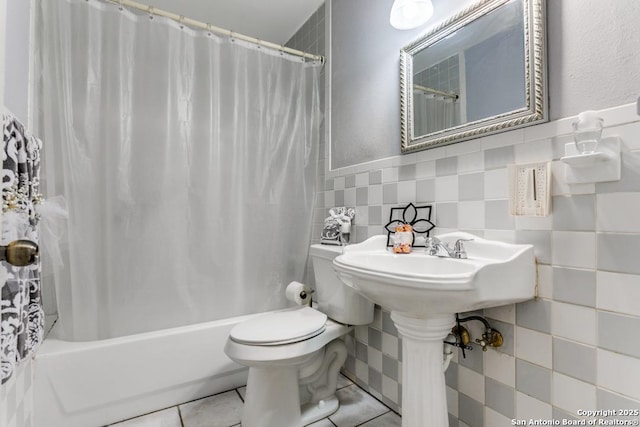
[230, 307, 328, 346]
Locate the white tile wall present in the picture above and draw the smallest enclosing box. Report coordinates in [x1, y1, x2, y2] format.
[551, 301, 597, 345]
[435, 175, 459, 201]
[485, 407, 512, 427]
[326, 102, 640, 425]
[415, 160, 435, 178]
[514, 138, 553, 164]
[457, 151, 484, 173]
[382, 167, 398, 183]
[552, 373, 597, 415]
[484, 349, 516, 388]
[596, 192, 640, 232]
[551, 231, 596, 269]
[458, 201, 485, 230]
[596, 271, 640, 317]
[483, 168, 508, 199]
[597, 350, 640, 401]
[397, 181, 416, 203]
[515, 391, 552, 420]
[484, 303, 515, 324]
[515, 327, 552, 369]
[458, 366, 485, 404]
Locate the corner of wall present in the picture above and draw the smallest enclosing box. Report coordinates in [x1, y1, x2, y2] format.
[0, 0, 7, 106]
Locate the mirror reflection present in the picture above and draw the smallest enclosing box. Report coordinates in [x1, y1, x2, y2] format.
[401, 0, 547, 152]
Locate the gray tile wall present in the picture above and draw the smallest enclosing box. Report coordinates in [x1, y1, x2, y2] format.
[317, 99, 640, 425]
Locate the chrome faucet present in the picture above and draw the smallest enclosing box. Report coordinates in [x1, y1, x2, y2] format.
[425, 237, 473, 259]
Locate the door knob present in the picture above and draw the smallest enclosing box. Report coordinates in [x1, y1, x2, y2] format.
[1, 240, 39, 266]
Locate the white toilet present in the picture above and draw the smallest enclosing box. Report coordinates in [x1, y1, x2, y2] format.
[224, 244, 374, 427]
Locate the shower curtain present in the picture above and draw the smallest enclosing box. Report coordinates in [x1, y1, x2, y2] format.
[34, 0, 321, 341]
[413, 92, 459, 137]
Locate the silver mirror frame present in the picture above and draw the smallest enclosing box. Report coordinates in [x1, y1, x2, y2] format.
[400, 0, 547, 153]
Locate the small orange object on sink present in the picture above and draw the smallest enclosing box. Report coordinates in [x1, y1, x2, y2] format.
[393, 224, 413, 254]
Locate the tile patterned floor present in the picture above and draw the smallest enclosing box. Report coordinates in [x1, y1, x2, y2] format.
[108, 374, 401, 427]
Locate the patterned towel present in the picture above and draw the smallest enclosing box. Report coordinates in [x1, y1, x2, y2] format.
[1, 108, 44, 384]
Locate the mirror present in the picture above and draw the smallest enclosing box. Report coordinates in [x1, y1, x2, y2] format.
[400, 0, 547, 153]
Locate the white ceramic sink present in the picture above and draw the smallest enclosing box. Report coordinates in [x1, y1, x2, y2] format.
[333, 231, 536, 427]
[333, 232, 536, 316]
[333, 232, 536, 427]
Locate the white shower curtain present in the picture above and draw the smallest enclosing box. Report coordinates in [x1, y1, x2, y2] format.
[413, 92, 459, 137]
[34, 0, 321, 341]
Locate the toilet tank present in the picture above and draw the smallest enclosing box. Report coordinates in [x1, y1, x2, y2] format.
[309, 244, 374, 325]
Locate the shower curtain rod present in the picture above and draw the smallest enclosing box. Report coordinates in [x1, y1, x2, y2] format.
[105, 0, 325, 64]
[414, 84, 459, 100]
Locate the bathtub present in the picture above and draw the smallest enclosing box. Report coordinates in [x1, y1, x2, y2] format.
[33, 312, 263, 427]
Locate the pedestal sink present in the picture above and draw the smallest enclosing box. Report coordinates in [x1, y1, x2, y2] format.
[333, 232, 536, 427]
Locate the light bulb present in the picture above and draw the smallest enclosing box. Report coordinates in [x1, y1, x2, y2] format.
[390, 0, 434, 30]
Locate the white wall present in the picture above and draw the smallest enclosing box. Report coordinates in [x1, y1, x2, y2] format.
[0, 0, 7, 106]
[547, 0, 640, 118]
[2, 0, 31, 123]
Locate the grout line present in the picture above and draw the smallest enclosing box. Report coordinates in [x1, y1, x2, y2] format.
[235, 387, 245, 403]
[177, 404, 184, 427]
[341, 374, 402, 416]
[353, 410, 391, 427]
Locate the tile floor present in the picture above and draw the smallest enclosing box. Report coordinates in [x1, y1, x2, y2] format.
[108, 374, 401, 427]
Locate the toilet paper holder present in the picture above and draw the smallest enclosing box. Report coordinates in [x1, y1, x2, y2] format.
[299, 288, 315, 306]
[286, 281, 316, 307]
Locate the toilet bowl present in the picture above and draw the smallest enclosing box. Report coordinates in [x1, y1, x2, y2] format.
[224, 244, 374, 427]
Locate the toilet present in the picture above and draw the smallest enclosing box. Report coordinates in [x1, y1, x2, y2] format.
[224, 244, 374, 427]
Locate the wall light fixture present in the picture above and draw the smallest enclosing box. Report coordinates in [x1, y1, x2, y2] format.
[390, 0, 434, 30]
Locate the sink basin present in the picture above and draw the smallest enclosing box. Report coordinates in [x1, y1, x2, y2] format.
[333, 232, 536, 316]
[333, 232, 536, 427]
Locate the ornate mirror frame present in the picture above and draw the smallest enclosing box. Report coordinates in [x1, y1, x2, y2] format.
[400, 0, 547, 153]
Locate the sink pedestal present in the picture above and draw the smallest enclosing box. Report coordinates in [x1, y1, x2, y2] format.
[391, 312, 456, 427]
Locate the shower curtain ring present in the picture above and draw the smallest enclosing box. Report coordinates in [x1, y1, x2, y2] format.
[206, 23, 213, 36]
[147, 6, 155, 19]
[179, 15, 185, 29]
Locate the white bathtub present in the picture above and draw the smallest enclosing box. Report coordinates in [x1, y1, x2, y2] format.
[33, 312, 263, 427]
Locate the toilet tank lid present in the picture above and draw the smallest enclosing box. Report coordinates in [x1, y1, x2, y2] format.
[309, 244, 342, 260]
[229, 307, 328, 345]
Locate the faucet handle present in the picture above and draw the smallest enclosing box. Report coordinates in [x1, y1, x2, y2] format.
[425, 236, 440, 245]
[453, 238, 473, 258]
[425, 236, 440, 255]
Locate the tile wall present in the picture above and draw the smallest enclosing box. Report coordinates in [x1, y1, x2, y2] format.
[414, 55, 460, 97]
[318, 102, 640, 425]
